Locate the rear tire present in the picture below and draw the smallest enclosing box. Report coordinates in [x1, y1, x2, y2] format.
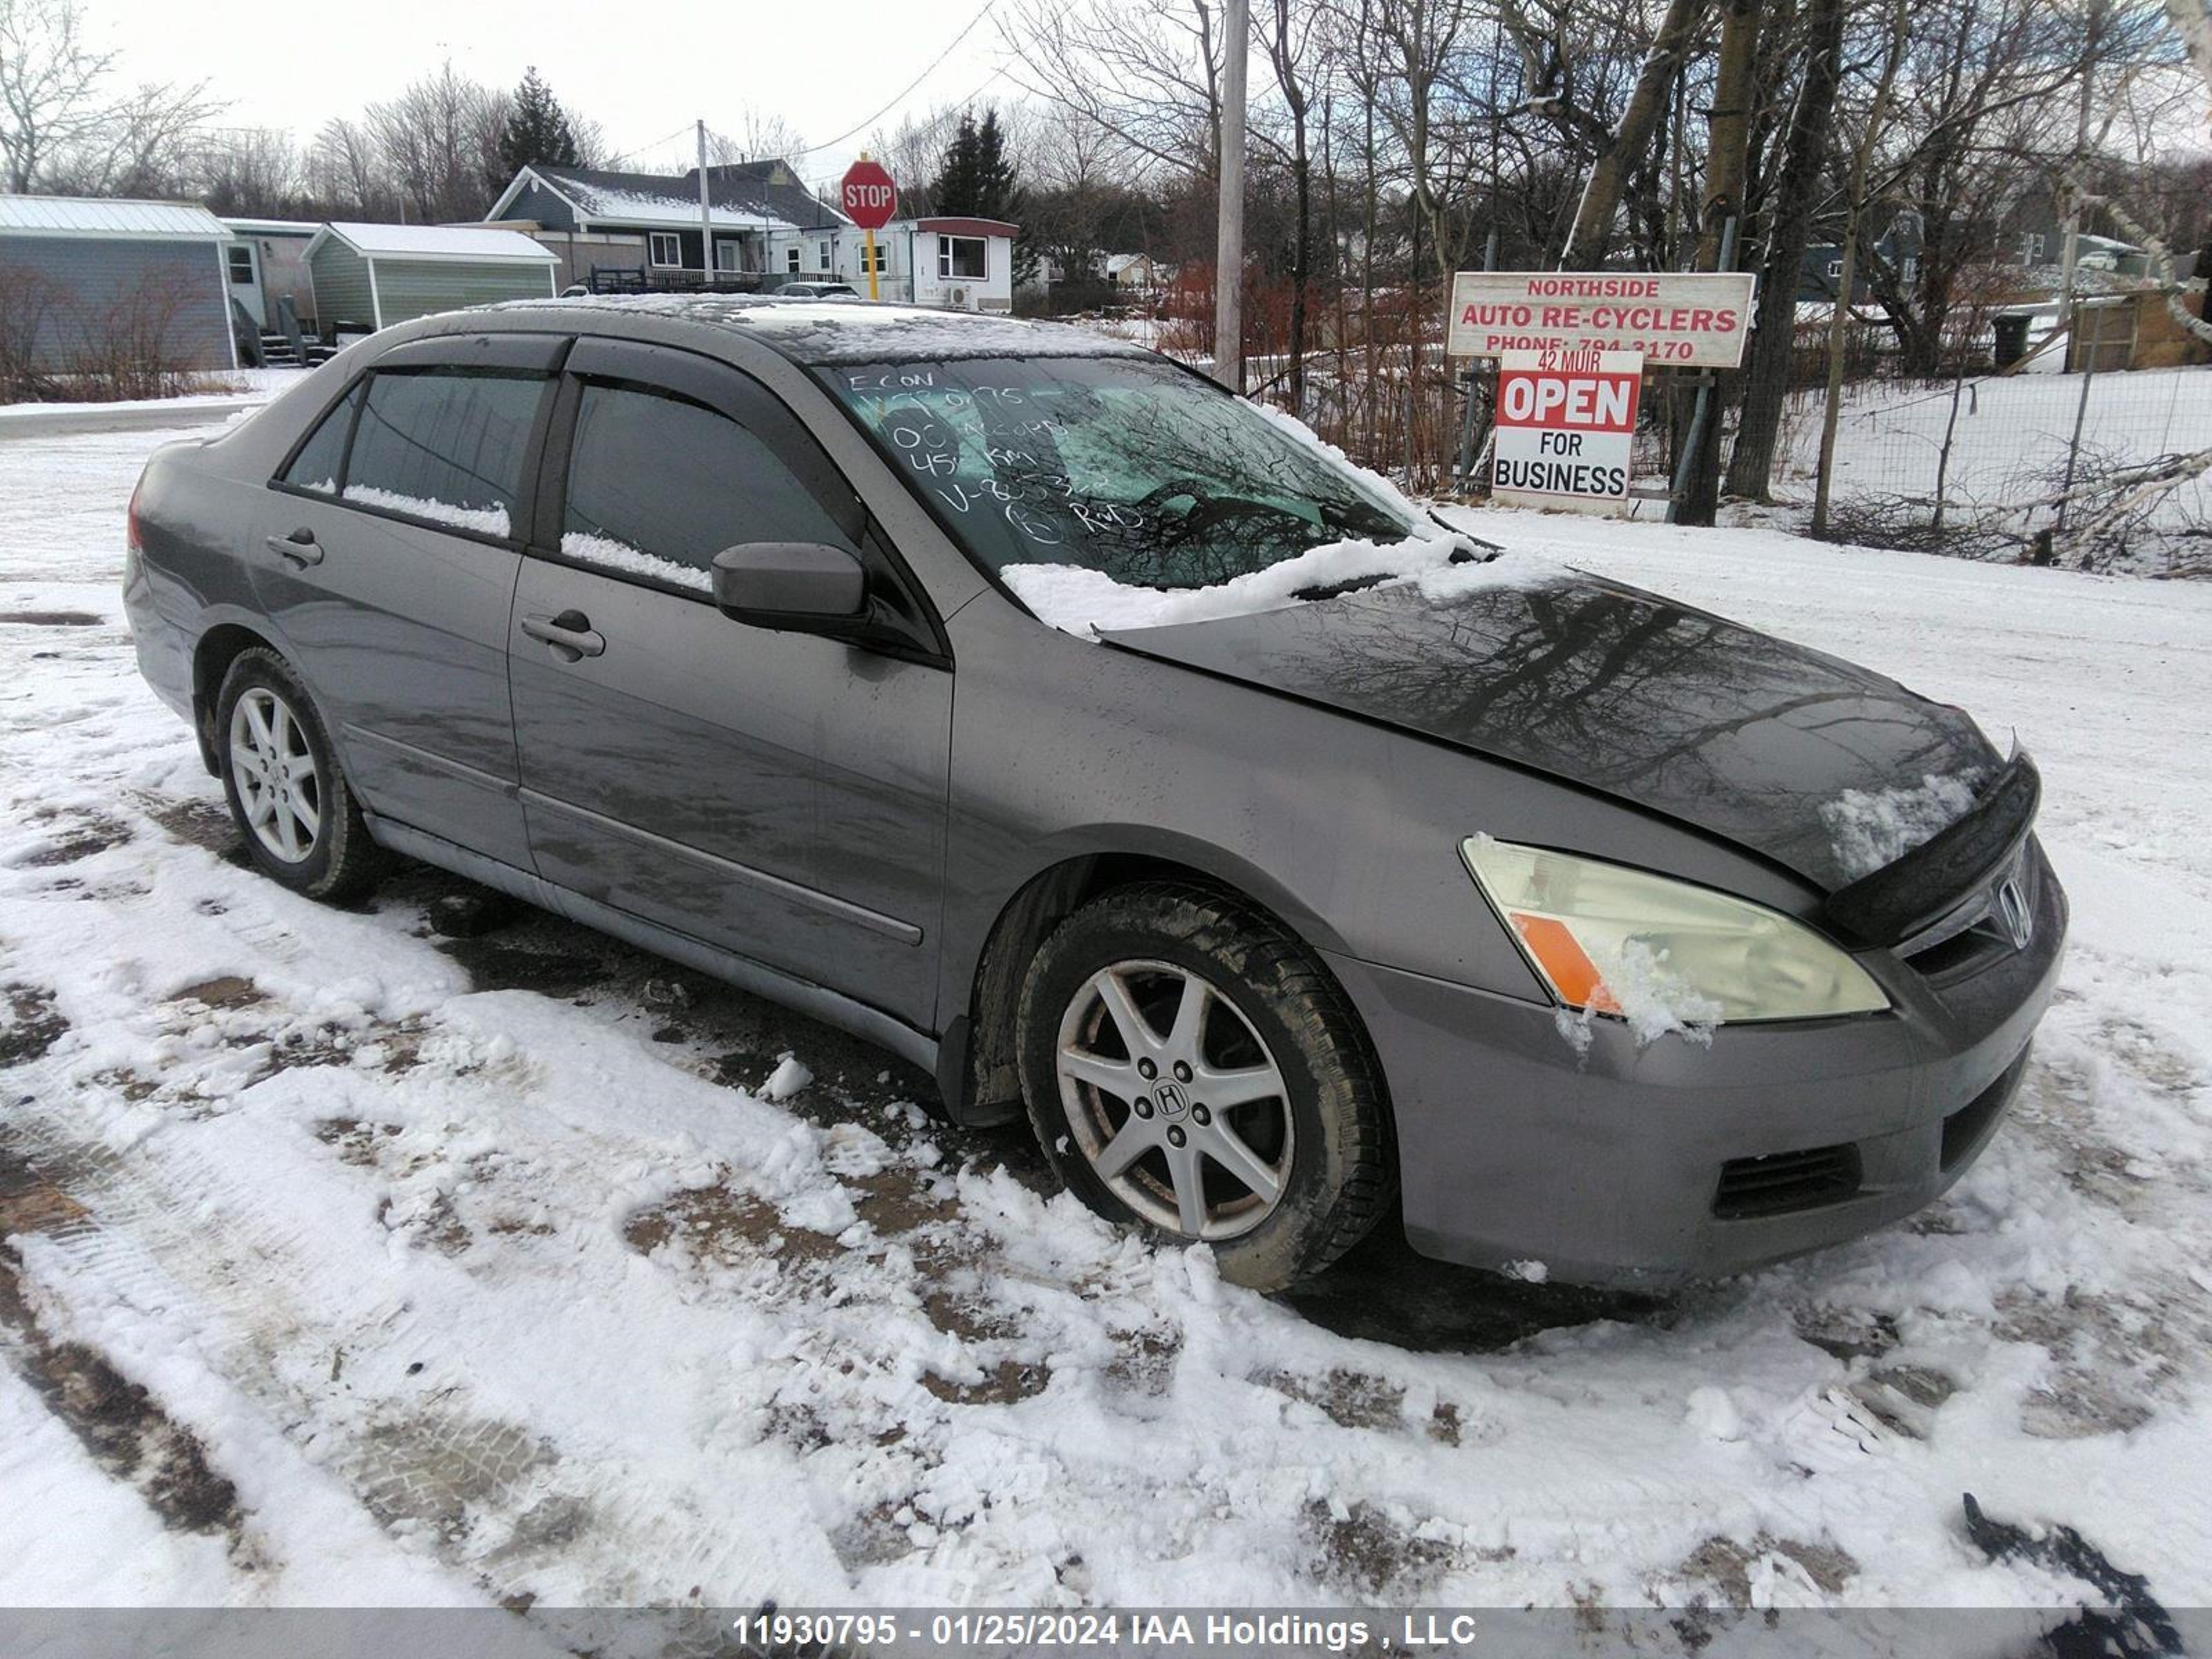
[214, 648, 382, 903]
[1016, 881, 1392, 1290]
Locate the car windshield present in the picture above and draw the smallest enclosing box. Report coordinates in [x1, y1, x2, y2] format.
[816, 354, 1415, 588]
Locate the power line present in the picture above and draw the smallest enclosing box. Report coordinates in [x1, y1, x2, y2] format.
[787, 0, 1000, 158]
[600, 120, 703, 169]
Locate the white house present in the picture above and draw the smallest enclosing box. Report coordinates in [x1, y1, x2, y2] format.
[815, 216, 1018, 312]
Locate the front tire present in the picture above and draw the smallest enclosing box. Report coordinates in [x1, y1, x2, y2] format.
[1016, 881, 1392, 1290]
[215, 648, 381, 902]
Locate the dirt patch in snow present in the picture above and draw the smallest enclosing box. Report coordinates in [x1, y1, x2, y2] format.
[622, 1183, 845, 1272]
[0, 1145, 245, 1546]
[1260, 1365, 1405, 1431]
[0, 983, 68, 1065]
[140, 794, 241, 860]
[15, 807, 131, 868]
[1680, 1532, 1859, 1604]
[1304, 1498, 1455, 1597]
[3, 610, 102, 627]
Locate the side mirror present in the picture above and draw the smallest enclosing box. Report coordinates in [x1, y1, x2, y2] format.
[711, 542, 867, 632]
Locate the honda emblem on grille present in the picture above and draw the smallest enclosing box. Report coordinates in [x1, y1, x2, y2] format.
[1995, 878, 2033, 950]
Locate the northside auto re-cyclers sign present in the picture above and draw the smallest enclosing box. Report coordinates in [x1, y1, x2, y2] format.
[1446, 271, 1759, 368]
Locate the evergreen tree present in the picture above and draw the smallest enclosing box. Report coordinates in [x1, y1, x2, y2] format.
[498, 67, 579, 180]
[930, 109, 1033, 285]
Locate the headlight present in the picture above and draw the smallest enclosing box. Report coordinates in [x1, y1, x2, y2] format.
[1461, 836, 1889, 1027]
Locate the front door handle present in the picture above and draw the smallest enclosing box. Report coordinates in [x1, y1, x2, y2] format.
[266, 528, 323, 567]
[521, 609, 606, 660]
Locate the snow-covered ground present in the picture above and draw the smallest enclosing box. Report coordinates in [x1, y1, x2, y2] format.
[0, 368, 305, 424]
[1774, 366, 2212, 543]
[2, 422, 2210, 1625]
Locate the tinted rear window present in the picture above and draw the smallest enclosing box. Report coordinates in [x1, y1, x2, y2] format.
[280, 383, 359, 494]
[342, 369, 545, 538]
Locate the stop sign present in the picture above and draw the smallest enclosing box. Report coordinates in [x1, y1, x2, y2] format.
[840, 159, 898, 231]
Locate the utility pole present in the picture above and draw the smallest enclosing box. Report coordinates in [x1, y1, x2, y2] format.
[2057, 4, 2105, 362]
[1213, 0, 1248, 391]
[697, 120, 713, 282]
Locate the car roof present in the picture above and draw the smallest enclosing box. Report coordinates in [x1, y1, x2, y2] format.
[483, 293, 1156, 368]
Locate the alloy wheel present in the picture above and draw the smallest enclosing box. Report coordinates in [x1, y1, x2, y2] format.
[227, 686, 321, 863]
[1055, 958, 1294, 1241]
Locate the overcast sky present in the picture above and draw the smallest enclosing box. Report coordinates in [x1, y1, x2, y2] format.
[93, 0, 1009, 191]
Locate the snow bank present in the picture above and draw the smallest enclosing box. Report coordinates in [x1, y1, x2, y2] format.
[1819, 771, 1986, 881]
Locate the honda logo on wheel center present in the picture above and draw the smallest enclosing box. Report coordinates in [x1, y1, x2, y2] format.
[1154, 1081, 1190, 1120]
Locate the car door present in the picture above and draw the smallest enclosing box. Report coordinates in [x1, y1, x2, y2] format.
[254, 334, 566, 869]
[509, 337, 952, 1029]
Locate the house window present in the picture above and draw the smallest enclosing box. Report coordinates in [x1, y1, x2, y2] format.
[714, 238, 742, 273]
[2018, 232, 2045, 265]
[938, 236, 988, 280]
[227, 245, 255, 285]
[787, 246, 802, 273]
[818, 240, 832, 272]
[1826, 259, 1843, 281]
[649, 231, 683, 268]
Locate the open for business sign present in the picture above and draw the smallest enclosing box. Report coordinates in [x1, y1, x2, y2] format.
[1492, 348, 1644, 505]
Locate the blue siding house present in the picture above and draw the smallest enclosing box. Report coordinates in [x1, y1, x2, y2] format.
[0, 195, 236, 373]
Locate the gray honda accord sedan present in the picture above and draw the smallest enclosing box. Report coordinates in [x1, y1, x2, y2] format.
[122, 297, 2065, 1291]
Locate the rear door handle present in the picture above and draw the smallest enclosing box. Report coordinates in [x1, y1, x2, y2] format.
[265, 528, 323, 567]
[521, 609, 606, 659]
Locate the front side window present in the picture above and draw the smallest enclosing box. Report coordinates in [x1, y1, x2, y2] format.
[818, 355, 1411, 588]
[343, 369, 545, 538]
[559, 381, 855, 596]
[279, 382, 362, 494]
[649, 231, 683, 268]
[939, 236, 988, 279]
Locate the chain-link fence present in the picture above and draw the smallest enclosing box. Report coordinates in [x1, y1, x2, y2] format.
[1771, 357, 2212, 575]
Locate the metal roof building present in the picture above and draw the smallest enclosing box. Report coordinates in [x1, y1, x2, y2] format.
[304, 223, 559, 334]
[0, 194, 237, 375]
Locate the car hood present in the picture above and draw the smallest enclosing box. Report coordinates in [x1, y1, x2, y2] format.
[1098, 571, 2000, 892]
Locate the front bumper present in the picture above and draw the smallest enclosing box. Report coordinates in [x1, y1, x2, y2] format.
[1329, 841, 2068, 1288]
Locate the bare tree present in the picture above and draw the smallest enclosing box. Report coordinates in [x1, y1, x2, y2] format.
[1002, 0, 1225, 182]
[1538, 0, 1711, 268]
[709, 108, 805, 165]
[1725, 0, 1846, 500]
[0, 0, 111, 190]
[365, 61, 509, 223]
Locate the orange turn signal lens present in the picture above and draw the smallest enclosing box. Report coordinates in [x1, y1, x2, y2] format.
[1508, 914, 1622, 1014]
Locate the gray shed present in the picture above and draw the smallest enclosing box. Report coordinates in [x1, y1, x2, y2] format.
[306, 223, 559, 337]
[0, 194, 236, 373]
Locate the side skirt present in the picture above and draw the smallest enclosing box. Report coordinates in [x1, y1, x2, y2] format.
[364, 814, 941, 1077]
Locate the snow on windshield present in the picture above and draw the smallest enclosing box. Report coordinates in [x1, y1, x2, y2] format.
[1004, 539, 1569, 637]
[1819, 771, 1987, 881]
